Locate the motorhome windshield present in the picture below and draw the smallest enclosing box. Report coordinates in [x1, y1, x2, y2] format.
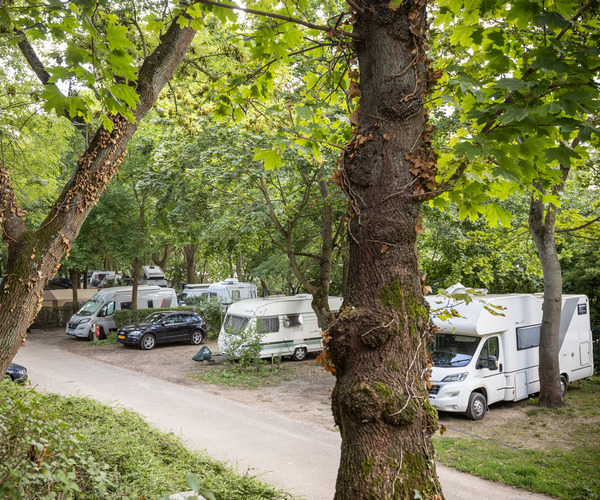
[431, 334, 481, 367]
[76, 299, 104, 316]
[224, 315, 250, 333]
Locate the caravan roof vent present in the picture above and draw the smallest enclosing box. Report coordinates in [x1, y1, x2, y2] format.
[223, 278, 239, 285]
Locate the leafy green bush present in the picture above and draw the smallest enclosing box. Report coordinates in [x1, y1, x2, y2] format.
[0, 381, 112, 499]
[0, 382, 290, 499]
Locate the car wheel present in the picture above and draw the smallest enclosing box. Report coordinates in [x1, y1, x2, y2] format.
[140, 334, 156, 350]
[560, 375, 568, 398]
[292, 347, 307, 362]
[190, 329, 204, 345]
[88, 329, 95, 341]
[466, 392, 486, 420]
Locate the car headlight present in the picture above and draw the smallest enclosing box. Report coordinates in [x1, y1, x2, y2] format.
[79, 318, 91, 324]
[442, 372, 468, 382]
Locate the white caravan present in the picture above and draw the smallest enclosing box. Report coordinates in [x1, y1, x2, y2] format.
[206, 278, 257, 305]
[426, 290, 594, 420]
[218, 294, 343, 361]
[66, 286, 177, 340]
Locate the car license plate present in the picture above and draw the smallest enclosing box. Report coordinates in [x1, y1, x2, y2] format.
[118, 335, 125, 339]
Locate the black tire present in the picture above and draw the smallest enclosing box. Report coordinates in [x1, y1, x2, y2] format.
[466, 392, 487, 420]
[560, 375, 568, 398]
[88, 329, 95, 341]
[292, 347, 307, 362]
[190, 329, 204, 345]
[140, 334, 156, 350]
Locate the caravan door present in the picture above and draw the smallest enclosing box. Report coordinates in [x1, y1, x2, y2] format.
[474, 335, 506, 405]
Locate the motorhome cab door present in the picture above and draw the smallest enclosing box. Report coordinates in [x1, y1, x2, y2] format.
[474, 335, 506, 405]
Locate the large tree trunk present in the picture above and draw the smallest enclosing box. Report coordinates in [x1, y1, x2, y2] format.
[0, 17, 197, 374]
[184, 243, 199, 284]
[529, 194, 564, 408]
[326, 1, 442, 497]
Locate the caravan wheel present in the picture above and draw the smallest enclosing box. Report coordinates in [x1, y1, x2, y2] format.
[292, 347, 307, 362]
[466, 392, 487, 420]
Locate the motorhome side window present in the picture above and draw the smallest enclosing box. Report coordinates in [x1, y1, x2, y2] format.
[147, 300, 153, 308]
[257, 316, 279, 334]
[516, 325, 540, 350]
[231, 290, 240, 300]
[284, 314, 303, 327]
[478, 337, 499, 368]
[121, 302, 132, 310]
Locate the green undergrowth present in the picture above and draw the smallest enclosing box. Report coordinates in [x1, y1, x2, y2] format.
[433, 376, 600, 499]
[88, 332, 118, 346]
[0, 381, 291, 499]
[191, 362, 294, 389]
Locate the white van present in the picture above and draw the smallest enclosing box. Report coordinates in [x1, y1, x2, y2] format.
[218, 294, 343, 361]
[426, 289, 594, 420]
[206, 278, 257, 305]
[66, 286, 177, 340]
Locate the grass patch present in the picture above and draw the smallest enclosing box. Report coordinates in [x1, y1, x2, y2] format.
[433, 376, 600, 499]
[191, 362, 294, 389]
[88, 332, 118, 346]
[0, 381, 291, 499]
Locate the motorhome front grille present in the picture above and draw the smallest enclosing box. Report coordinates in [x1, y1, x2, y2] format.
[428, 385, 440, 395]
[68, 323, 77, 329]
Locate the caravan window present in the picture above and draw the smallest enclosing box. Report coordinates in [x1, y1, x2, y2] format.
[516, 325, 540, 350]
[284, 314, 303, 327]
[224, 315, 250, 333]
[231, 290, 241, 300]
[257, 316, 279, 334]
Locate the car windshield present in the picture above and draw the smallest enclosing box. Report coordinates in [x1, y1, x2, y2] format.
[431, 334, 481, 367]
[142, 312, 169, 324]
[76, 299, 104, 316]
[223, 314, 250, 334]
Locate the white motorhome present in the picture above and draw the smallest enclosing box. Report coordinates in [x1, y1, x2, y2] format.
[178, 283, 214, 305]
[218, 294, 343, 361]
[66, 286, 177, 340]
[139, 266, 168, 287]
[206, 278, 257, 305]
[88, 270, 121, 286]
[426, 289, 594, 420]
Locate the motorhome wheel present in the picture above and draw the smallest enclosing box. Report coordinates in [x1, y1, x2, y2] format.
[88, 329, 94, 341]
[140, 334, 156, 350]
[466, 392, 487, 420]
[190, 330, 204, 345]
[560, 375, 568, 397]
[292, 347, 307, 362]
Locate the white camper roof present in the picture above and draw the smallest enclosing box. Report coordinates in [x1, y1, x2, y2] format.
[183, 283, 211, 290]
[426, 293, 587, 336]
[142, 266, 165, 279]
[226, 294, 343, 317]
[90, 285, 165, 300]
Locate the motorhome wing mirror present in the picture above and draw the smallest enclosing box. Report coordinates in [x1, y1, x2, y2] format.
[487, 355, 498, 370]
[97, 308, 106, 318]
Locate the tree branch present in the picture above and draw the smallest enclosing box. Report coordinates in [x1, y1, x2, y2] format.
[0, 164, 27, 244]
[556, 216, 600, 234]
[191, 0, 358, 39]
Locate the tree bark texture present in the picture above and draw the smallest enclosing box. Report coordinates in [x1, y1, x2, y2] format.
[69, 269, 81, 315]
[184, 243, 199, 284]
[152, 244, 171, 270]
[0, 17, 197, 374]
[326, 1, 442, 498]
[529, 193, 564, 408]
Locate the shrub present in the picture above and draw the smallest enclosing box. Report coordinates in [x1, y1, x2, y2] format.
[181, 297, 224, 337]
[0, 381, 112, 499]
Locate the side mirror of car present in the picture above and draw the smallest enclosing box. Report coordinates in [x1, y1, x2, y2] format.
[487, 355, 498, 370]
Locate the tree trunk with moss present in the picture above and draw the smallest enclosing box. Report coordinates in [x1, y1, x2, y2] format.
[0, 18, 197, 374]
[326, 0, 443, 497]
[529, 193, 564, 408]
